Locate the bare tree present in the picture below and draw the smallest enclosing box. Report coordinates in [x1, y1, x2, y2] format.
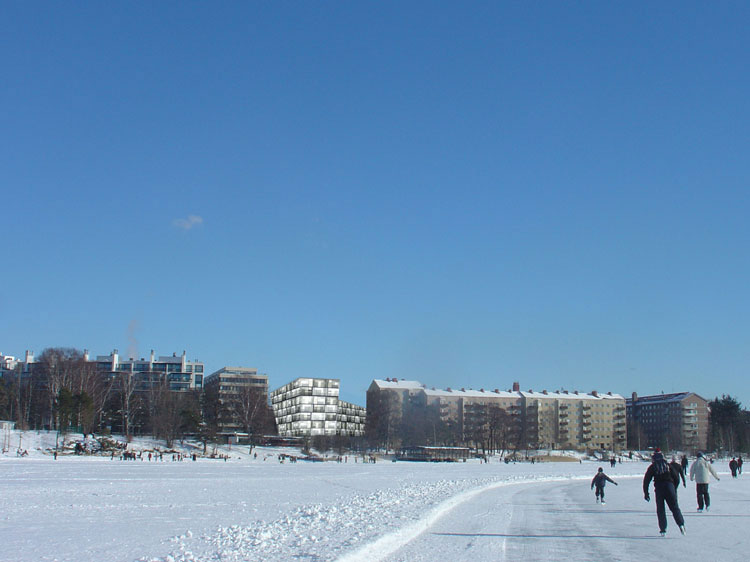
[36, 348, 82, 429]
[117, 371, 138, 439]
[227, 385, 270, 436]
[365, 391, 401, 451]
[487, 406, 516, 457]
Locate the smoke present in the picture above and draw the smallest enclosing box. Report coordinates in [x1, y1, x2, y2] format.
[127, 319, 139, 360]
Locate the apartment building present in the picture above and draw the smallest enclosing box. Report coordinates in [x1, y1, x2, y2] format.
[204, 367, 269, 434]
[270, 378, 366, 437]
[367, 379, 626, 451]
[91, 349, 204, 391]
[626, 392, 709, 451]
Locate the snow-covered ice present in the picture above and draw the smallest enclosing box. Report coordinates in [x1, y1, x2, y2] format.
[1, 431, 747, 561]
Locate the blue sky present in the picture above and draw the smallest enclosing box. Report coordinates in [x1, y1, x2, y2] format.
[2, 3, 749, 406]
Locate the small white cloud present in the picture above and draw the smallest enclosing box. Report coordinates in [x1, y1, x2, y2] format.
[173, 215, 204, 231]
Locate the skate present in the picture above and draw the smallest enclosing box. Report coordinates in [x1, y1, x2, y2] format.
[659, 531, 666, 537]
[679, 525, 686, 535]
[697, 508, 703, 512]
[600, 500, 605, 504]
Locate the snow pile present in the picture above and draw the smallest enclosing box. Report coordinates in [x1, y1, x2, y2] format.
[141, 472, 606, 562]
[142, 478, 491, 562]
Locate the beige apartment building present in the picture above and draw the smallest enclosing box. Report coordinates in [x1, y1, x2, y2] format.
[367, 379, 626, 451]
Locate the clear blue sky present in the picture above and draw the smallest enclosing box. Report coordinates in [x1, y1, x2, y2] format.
[2, 3, 749, 407]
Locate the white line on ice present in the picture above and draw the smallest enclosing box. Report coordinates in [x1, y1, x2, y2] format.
[335, 474, 608, 562]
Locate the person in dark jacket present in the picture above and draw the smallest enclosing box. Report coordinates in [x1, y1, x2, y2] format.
[670, 456, 687, 494]
[591, 467, 618, 504]
[729, 457, 738, 478]
[738, 456, 743, 475]
[681, 455, 688, 474]
[643, 450, 685, 536]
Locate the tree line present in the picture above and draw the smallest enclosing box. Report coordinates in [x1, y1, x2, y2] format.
[364, 391, 524, 455]
[367, 390, 750, 454]
[0, 347, 275, 448]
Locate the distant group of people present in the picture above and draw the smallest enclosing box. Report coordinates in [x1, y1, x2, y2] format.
[729, 456, 743, 477]
[591, 447, 740, 537]
[114, 450, 201, 461]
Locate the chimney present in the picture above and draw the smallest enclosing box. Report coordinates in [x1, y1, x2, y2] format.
[632, 392, 638, 401]
[592, 390, 598, 397]
[25, 350, 34, 363]
[607, 391, 612, 396]
[480, 388, 484, 392]
[528, 389, 533, 393]
[543, 390, 548, 395]
[83, 349, 90, 361]
[446, 387, 452, 392]
[512, 381, 520, 392]
[461, 388, 465, 392]
[494, 389, 500, 393]
[574, 390, 578, 395]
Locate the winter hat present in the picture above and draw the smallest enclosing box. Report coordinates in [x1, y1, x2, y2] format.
[697, 452, 704, 458]
[652, 451, 669, 474]
[598, 467, 603, 472]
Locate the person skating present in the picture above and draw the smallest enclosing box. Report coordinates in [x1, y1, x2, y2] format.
[591, 467, 618, 504]
[729, 457, 738, 478]
[670, 456, 687, 494]
[681, 454, 688, 474]
[643, 449, 685, 536]
[689, 451, 720, 512]
[738, 456, 743, 475]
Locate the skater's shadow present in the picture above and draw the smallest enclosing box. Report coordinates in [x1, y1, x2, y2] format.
[433, 532, 661, 540]
[546, 509, 647, 515]
[684, 513, 750, 518]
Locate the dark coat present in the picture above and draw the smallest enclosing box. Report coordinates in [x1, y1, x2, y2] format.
[669, 461, 686, 487]
[643, 460, 681, 494]
[592, 472, 616, 488]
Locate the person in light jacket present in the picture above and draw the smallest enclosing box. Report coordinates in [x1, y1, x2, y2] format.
[689, 451, 720, 512]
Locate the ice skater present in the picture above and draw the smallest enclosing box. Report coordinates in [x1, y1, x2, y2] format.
[689, 451, 720, 512]
[591, 467, 617, 504]
[643, 449, 685, 536]
[669, 456, 687, 495]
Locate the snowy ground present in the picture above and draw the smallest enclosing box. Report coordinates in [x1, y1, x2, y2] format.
[1, 431, 747, 561]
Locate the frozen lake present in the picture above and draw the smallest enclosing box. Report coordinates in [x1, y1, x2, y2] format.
[1, 442, 747, 561]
